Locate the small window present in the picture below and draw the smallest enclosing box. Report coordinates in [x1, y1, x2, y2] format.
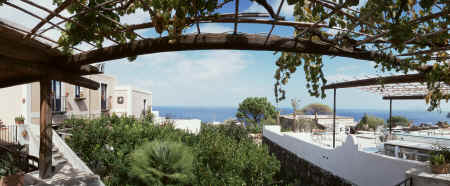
[75, 86, 81, 98]
[117, 96, 124, 104]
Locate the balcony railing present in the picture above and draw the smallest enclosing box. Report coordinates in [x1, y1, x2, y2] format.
[52, 96, 67, 114]
[0, 125, 18, 146]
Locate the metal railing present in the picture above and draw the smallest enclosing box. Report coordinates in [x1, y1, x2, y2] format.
[52, 96, 67, 114]
[0, 125, 18, 146]
[0, 145, 39, 173]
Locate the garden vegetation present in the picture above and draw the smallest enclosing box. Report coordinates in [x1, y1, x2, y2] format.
[65, 115, 281, 186]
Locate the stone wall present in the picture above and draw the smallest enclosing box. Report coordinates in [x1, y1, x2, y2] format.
[263, 137, 353, 186]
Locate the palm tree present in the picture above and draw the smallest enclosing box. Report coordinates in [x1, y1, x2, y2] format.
[129, 140, 194, 185]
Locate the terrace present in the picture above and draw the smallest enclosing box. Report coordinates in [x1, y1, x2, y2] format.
[0, 0, 447, 185]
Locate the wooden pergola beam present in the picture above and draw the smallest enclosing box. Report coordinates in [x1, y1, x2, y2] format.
[323, 73, 426, 89]
[0, 55, 100, 89]
[0, 20, 59, 62]
[26, 0, 75, 39]
[64, 33, 405, 66]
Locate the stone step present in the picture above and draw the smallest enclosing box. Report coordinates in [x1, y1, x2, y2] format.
[53, 152, 64, 159]
[53, 158, 67, 166]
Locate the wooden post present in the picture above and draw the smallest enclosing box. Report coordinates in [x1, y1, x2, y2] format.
[39, 79, 52, 179]
[389, 99, 392, 135]
[333, 88, 336, 148]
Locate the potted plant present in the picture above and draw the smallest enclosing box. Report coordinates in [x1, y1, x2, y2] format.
[430, 154, 448, 174]
[430, 145, 450, 174]
[0, 154, 25, 186]
[14, 115, 24, 125]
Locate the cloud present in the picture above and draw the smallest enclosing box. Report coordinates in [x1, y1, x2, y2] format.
[245, 0, 295, 19]
[106, 50, 255, 106]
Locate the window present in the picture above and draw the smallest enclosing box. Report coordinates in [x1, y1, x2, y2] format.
[51, 80, 62, 112]
[75, 85, 81, 98]
[143, 99, 147, 115]
[101, 83, 107, 111]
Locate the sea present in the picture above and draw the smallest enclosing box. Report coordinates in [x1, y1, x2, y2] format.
[153, 106, 450, 125]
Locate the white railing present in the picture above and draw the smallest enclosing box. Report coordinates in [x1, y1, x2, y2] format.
[26, 124, 94, 174]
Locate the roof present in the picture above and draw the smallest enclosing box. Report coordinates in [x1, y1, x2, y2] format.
[324, 73, 450, 100]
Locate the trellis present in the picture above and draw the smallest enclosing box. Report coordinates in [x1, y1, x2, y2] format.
[323, 73, 450, 148]
[0, 0, 447, 179]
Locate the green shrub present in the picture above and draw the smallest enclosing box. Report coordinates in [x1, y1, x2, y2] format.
[67, 116, 283, 186]
[387, 116, 409, 127]
[194, 126, 280, 185]
[129, 140, 194, 186]
[66, 116, 191, 185]
[356, 114, 385, 130]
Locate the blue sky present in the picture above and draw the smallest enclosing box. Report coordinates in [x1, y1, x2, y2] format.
[1, 0, 447, 111]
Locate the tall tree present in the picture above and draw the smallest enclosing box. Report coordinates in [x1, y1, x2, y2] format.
[300, 103, 332, 115]
[236, 97, 276, 126]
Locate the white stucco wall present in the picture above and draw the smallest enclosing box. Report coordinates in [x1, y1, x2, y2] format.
[172, 119, 201, 134]
[113, 86, 151, 118]
[0, 85, 25, 125]
[111, 88, 129, 116]
[131, 89, 152, 117]
[263, 125, 426, 186]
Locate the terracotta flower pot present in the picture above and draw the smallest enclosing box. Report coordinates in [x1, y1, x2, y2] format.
[15, 121, 24, 125]
[431, 164, 449, 174]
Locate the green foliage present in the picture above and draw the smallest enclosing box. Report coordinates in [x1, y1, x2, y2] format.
[299, 103, 332, 115]
[14, 115, 24, 122]
[0, 154, 21, 177]
[387, 116, 410, 127]
[129, 140, 194, 186]
[236, 97, 277, 126]
[52, 0, 231, 54]
[195, 125, 280, 185]
[142, 109, 154, 123]
[430, 154, 446, 166]
[356, 114, 385, 131]
[274, 0, 449, 111]
[430, 145, 450, 164]
[67, 116, 282, 186]
[66, 115, 192, 185]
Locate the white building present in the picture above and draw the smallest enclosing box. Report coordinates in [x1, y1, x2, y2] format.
[111, 86, 152, 117]
[0, 66, 152, 125]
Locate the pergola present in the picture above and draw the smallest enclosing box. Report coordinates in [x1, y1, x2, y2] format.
[0, 0, 447, 179]
[323, 73, 450, 147]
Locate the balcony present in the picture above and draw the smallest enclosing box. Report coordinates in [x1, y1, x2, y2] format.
[51, 96, 67, 115]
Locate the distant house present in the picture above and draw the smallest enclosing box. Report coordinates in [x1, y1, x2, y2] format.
[0, 65, 151, 126]
[280, 114, 356, 132]
[111, 86, 152, 117]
